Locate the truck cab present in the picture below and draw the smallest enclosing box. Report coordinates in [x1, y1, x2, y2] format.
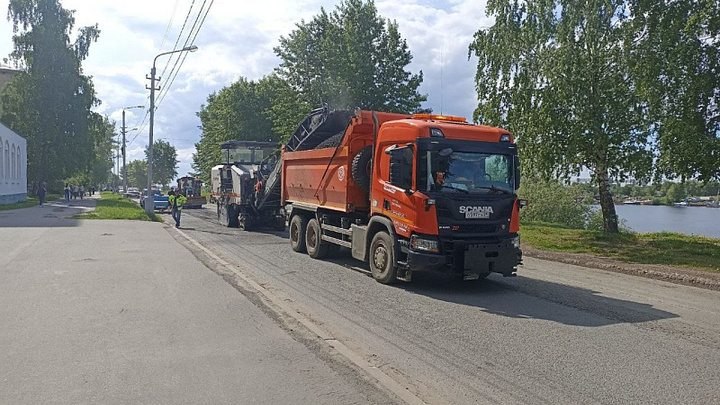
[370, 116, 522, 281]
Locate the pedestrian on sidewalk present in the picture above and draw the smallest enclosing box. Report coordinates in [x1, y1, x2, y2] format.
[79, 185, 85, 200]
[64, 183, 71, 203]
[168, 190, 186, 228]
[38, 182, 47, 207]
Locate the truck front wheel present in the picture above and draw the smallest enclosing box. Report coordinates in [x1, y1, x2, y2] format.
[305, 218, 329, 259]
[289, 215, 307, 253]
[369, 231, 397, 284]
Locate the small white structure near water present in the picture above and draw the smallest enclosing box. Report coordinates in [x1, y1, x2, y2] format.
[0, 122, 27, 205]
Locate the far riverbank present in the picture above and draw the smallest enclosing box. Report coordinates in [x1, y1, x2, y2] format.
[608, 204, 720, 238]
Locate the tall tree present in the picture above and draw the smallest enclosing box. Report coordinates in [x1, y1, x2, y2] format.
[145, 140, 177, 187]
[628, 0, 720, 182]
[470, 0, 654, 233]
[192, 76, 279, 182]
[274, 0, 426, 113]
[87, 112, 115, 187]
[1, 0, 100, 190]
[126, 159, 147, 189]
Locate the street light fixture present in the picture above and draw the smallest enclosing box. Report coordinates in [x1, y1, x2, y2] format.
[144, 45, 199, 214]
[122, 105, 143, 194]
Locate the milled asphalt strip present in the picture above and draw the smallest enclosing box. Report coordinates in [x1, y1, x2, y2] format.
[172, 226, 427, 405]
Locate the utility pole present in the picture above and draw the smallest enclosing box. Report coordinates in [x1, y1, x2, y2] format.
[122, 110, 126, 193]
[115, 138, 120, 190]
[121, 106, 143, 194]
[145, 67, 159, 214]
[145, 45, 198, 215]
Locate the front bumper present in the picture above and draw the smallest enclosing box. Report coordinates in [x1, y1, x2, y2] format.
[405, 238, 522, 277]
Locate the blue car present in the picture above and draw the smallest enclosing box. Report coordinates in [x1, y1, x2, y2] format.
[140, 189, 169, 212]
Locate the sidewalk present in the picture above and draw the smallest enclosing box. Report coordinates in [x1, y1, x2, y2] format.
[0, 196, 389, 404]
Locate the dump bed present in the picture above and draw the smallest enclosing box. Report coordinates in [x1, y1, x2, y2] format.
[282, 146, 365, 212]
[281, 110, 408, 213]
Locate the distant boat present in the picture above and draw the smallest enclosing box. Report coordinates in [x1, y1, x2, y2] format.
[622, 199, 653, 205]
[674, 201, 689, 207]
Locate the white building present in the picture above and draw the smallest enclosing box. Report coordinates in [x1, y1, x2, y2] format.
[0, 122, 27, 204]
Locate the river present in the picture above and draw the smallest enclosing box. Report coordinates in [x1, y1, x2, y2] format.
[609, 204, 720, 238]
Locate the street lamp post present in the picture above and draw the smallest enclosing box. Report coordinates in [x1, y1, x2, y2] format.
[145, 45, 198, 215]
[121, 105, 143, 194]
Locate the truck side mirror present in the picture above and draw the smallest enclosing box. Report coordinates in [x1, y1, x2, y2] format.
[514, 155, 521, 190]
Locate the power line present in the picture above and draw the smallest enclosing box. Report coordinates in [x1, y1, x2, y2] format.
[155, 0, 214, 109]
[159, 0, 197, 81]
[155, 0, 208, 106]
[158, 0, 181, 51]
[127, 0, 197, 148]
[129, 0, 213, 148]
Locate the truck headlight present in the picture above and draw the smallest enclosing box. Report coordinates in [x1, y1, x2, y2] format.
[410, 235, 439, 253]
[511, 236, 520, 248]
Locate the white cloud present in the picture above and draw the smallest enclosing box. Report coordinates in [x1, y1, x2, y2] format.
[1, 0, 492, 181]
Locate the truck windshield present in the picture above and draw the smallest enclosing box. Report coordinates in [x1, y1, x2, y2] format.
[418, 150, 515, 194]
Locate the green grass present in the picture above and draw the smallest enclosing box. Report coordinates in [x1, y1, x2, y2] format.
[75, 192, 162, 221]
[522, 222, 720, 272]
[0, 193, 61, 211]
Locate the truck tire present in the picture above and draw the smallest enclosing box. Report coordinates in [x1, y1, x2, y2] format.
[315, 132, 344, 149]
[369, 231, 397, 284]
[351, 146, 372, 192]
[289, 215, 307, 253]
[305, 218, 329, 259]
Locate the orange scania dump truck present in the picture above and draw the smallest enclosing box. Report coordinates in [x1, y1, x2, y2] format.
[213, 106, 523, 283]
[282, 106, 523, 284]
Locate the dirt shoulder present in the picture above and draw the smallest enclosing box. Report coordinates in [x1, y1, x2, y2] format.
[523, 246, 720, 291]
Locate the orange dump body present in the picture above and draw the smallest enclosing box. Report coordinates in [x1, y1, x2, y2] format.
[281, 110, 409, 212]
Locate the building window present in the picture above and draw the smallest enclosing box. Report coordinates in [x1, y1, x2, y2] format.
[5, 141, 9, 181]
[11, 144, 15, 180]
[17, 146, 21, 181]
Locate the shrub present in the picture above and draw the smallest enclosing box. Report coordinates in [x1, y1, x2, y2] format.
[518, 180, 589, 229]
[585, 208, 630, 232]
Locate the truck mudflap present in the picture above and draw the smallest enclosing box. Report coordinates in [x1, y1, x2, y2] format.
[406, 239, 521, 279]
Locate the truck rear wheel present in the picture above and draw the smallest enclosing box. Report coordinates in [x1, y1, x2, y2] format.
[289, 215, 307, 253]
[305, 218, 329, 259]
[369, 231, 397, 284]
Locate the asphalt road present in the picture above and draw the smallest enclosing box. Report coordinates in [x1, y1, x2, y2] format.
[176, 206, 720, 405]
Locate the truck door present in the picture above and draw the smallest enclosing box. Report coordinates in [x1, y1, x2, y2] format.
[376, 144, 415, 238]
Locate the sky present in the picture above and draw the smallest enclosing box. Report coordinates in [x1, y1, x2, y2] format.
[0, 0, 493, 180]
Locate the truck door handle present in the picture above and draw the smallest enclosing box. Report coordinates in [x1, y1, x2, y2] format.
[383, 199, 390, 210]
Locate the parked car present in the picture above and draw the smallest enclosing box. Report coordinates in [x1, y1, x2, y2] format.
[126, 187, 141, 198]
[140, 189, 169, 212]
